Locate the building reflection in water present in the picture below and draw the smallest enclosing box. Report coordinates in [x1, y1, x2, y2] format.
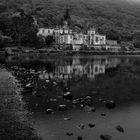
[39, 56, 120, 80]
[4, 54, 120, 80]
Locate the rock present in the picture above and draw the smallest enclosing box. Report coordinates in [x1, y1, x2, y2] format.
[63, 87, 69, 92]
[82, 96, 93, 106]
[57, 96, 62, 98]
[25, 83, 31, 88]
[77, 136, 83, 140]
[105, 100, 116, 109]
[84, 106, 96, 112]
[64, 117, 71, 121]
[72, 99, 79, 104]
[58, 104, 67, 111]
[32, 91, 37, 96]
[46, 109, 54, 114]
[45, 80, 50, 83]
[53, 81, 57, 86]
[100, 134, 112, 140]
[66, 133, 73, 136]
[99, 98, 104, 103]
[77, 123, 85, 130]
[89, 123, 95, 128]
[116, 125, 124, 133]
[50, 98, 57, 102]
[63, 92, 73, 100]
[101, 113, 106, 116]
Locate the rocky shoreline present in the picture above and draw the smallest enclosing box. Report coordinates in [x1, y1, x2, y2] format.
[0, 67, 42, 140]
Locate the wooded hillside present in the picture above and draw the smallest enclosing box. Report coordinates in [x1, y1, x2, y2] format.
[0, 0, 140, 46]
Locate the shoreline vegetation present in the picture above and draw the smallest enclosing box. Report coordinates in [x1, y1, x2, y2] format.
[0, 67, 42, 140]
[1, 47, 140, 56]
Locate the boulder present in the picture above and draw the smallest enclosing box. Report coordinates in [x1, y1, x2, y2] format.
[58, 104, 67, 111]
[89, 123, 95, 128]
[105, 100, 116, 109]
[116, 125, 124, 133]
[63, 92, 73, 100]
[46, 109, 54, 114]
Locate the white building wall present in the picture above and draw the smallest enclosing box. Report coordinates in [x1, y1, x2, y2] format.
[60, 34, 73, 45]
[73, 33, 84, 45]
[93, 34, 106, 45]
[37, 28, 54, 37]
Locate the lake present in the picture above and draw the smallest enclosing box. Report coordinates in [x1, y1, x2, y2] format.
[1, 54, 140, 140]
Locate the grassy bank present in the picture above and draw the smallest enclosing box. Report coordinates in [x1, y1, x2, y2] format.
[0, 67, 42, 140]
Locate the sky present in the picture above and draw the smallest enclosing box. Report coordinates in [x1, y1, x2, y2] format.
[126, 0, 140, 2]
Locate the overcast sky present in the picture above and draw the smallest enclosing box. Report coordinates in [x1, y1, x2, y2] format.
[126, 0, 140, 2]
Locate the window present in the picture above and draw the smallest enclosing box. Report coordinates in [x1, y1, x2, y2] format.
[95, 37, 99, 42]
[60, 37, 63, 43]
[64, 36, 67, 42]
[95, 66, 98, 72]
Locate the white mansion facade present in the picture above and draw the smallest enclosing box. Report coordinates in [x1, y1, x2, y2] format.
[37, 21, 120, 51]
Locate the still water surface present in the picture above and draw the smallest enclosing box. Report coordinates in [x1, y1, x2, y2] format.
[1, 54, 140, 140]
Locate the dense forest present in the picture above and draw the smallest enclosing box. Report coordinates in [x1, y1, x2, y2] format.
[0, 0, 140, 48]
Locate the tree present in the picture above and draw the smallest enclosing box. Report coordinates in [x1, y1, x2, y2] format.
[133, 32, 140, 49]
[8, 9, 39, 47]
[45, 35, 55, 47]
[0, 31, 12, 48]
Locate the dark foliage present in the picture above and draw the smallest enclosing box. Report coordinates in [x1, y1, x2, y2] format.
[0, 0, 140, 46]
[45, 35, 55, 46]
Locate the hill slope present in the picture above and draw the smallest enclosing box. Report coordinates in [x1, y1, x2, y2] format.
[0, 0, 140, 41]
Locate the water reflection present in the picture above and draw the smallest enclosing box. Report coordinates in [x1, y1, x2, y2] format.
[1, 54, 140, 140]
[5, 55, 120, 80]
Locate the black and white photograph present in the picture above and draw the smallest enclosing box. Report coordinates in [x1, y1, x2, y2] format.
[0, 0, 140, 140]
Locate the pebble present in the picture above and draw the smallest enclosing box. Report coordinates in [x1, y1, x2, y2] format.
[101, 113, 106, 116]
[116, 125, 124, 133]
[50, 98, 57, 102]
[64, 117, 71, 121]
[66, 133, 73, 136]
[77, 136, 83, 140]
[89, 123, 95, 128]
[77, 123, 85, 130]
[100, 134, 112, 140]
